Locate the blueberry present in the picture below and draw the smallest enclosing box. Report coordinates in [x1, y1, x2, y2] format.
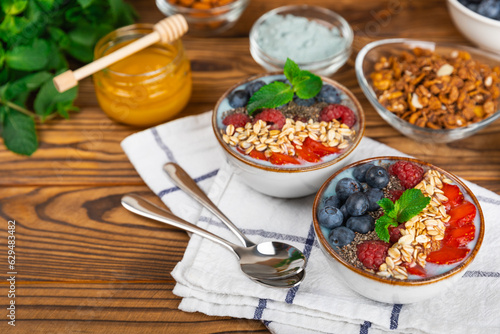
[478, 0, 500, 19]
[245, 80, 266, 97]
[316, 84, 341, 104]
[335, 177, 362, 202]
[328, 226, 355, 247]
[340, 204, 350, 223]
[353, 163, 375, 183]
[365, 166, 389, 189]
[293, 95, 316, 107]
[318, 206, 344, 229]
[323, 195, 340, 209]
[345, 192, 369, 216]
[228, 89, 249, 108]
[361, 182, 370, 192]
[346, 215, 375, 234]
[365, 187, 384, 211]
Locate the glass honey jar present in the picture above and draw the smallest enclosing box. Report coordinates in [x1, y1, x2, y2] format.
[93, 24, 192, 127]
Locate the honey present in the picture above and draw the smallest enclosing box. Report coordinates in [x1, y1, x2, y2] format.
[93, 24, 192, 127]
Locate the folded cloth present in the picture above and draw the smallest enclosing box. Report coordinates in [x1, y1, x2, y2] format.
[121, 111, 500, 334]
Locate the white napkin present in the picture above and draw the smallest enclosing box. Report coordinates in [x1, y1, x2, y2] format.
[121, 111, 500, 334]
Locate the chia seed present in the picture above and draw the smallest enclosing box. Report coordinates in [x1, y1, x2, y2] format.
[338, 230, 380, 270]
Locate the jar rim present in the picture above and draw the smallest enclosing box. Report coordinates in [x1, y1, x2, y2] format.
[94, 23, 183, 78]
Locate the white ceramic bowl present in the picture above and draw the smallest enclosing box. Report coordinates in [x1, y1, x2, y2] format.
[212, 73, 365, 198]
[313, 157, 485, 304]
[447, 0, 500, 54]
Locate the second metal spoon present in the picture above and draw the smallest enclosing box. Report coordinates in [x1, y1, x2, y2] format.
[122, 194, 304, 287]
[163, 162, 307, 280]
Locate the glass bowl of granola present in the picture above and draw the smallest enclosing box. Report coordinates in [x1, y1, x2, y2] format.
[156, 0, 249, 36]
[355, 38, 500, 143]
[212, 72, 365, 198]
[313, 156, 484, 304]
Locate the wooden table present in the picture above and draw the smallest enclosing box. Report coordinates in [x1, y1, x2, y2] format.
[1, 0, 499, 333]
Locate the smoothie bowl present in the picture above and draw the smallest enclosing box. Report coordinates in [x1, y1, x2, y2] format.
[313, 157, 484, 304]
[212, 66, 365, 198]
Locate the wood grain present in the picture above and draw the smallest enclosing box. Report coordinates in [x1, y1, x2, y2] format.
[1, 0, 499, 333]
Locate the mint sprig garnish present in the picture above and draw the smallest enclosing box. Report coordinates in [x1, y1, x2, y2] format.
[247, 58, 322, 115]
[375, 188, 431, 242]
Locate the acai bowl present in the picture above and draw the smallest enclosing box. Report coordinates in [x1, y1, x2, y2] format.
[313, 157, 484, 304]
[212, 72, 365, 198]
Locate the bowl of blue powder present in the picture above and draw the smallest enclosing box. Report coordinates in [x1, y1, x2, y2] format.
[249, 5, 353, 76]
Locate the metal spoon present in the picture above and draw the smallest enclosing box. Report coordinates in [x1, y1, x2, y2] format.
[162, 162, 307, 280]
[122, 194, 305, 287]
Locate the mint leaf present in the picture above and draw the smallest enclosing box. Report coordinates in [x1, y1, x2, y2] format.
[284, 58, 300, 84]
[374, 188, 430, 242]
[2, 110, 38, 156]
[4, 71, 52, 100]
[34, 76, 77, 119]
[108, 0, 137, 26]
[396, 188, 431, 222]
[377, 198, 394, 212]
[292, 70, 322, 99]
[375, 215, 398, 243]
[1, 0, 28, 15]
[247, 82, 293, 115]
[0, 45, 5, 68]
[5, 39, 49, 71]
[77, 0, 94, 8]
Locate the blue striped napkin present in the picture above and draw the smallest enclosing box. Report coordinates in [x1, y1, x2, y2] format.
[121, 111, 500, 334]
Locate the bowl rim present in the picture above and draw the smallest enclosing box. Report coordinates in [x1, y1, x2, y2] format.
[312, 156, 485, 286]
[249, 4, 354, 68]
[156, 0, 249, 14]
[355, 38, 500, 136]
[447, 0, 500, 27]
[211, 72, 366, 173]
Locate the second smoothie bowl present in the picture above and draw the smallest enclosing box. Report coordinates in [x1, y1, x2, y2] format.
[212, 60, 365, 198]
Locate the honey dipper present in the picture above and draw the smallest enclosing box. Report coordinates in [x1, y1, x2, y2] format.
[53, 14, 188, 93]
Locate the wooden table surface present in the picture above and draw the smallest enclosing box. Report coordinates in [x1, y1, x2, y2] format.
[1, 0, 499, 333]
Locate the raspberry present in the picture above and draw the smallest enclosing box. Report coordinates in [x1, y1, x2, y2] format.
[319, 104, 356, 127]
[253, 108, 286, 130]
[357, 240, 390, 270]
[223, 113, 250, 128]
[387, 189, 404, 202]
[388, 161, 424, 189]
[388, 223, 405, 244]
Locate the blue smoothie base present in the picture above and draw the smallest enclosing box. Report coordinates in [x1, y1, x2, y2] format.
[317, 159, 480, 280]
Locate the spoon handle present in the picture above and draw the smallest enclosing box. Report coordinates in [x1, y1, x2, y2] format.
[121, 194, 238, 254]
[163, 163, 254, 247]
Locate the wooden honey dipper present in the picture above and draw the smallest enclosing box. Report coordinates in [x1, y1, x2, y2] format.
[53, 14, 188, 93]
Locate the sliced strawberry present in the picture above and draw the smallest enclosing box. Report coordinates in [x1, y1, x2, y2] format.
[426, 246, 470, 265]
[303, 137, 340, 157]
[448, 201, 476, 227]
[442, 183, 463, 210]
[444, 224, 475, 248]
[249, 149, 268, 161]
[294, 143, 321, 163]
[269, 152, 301, 165]
[403, 263, 427, 277]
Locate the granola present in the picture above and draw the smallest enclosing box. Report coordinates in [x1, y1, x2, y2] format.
[370, 48, 500, 129]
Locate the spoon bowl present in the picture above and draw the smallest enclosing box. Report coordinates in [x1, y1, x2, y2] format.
[162, 162, 307, 280]
[121, 194, 306, 283]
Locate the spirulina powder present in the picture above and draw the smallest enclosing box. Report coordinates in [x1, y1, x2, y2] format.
[255, 14, 347, 63]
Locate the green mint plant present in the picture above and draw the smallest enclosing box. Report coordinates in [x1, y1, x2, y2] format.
[375, 188, 431, 242]
[0, 0, 136, 155]
[247, 58, 322, 115]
